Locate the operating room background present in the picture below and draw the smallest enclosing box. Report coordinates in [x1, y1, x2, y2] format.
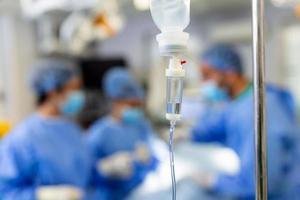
[1, 1, 300, 199]
[0, 0, 300, 126]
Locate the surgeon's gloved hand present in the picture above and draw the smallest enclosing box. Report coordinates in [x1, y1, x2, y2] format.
[36, 185, 83, 200]
[192, 172, 217, 190]
[97, 152, 133, 178]
[134, 143, 151, 165]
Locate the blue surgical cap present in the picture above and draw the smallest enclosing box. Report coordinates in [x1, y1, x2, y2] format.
[29, 59, 79, 96]
[103, 68, 144, 100]
[201, 44, 243, 74]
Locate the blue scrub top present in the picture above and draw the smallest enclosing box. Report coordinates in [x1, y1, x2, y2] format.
[87, 116, 158, 200]
[0, 114, 93, 200]
[192, 85, 297, 199]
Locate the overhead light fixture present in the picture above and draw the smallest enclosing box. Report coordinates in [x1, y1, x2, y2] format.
[133, 0, 150, 11]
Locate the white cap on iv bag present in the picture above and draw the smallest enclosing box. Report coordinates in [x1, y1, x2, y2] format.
[157, 31, 189, 56]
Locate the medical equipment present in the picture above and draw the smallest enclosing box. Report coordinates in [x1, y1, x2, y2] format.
[59, 1, 124, 54]
[252, 0, 268, 199]
[150, 0, 190, 199]
[169, 121, 176, 199]
[20, 0, 98, 18]
[150, 0, 190, 121]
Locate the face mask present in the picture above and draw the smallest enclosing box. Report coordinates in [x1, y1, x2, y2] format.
[60, 91, 85, 117]
[201, 81, 228, 103]
[121, 108, 144, 125]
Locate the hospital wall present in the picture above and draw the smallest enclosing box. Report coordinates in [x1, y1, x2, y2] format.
[0, 9, 36, 124]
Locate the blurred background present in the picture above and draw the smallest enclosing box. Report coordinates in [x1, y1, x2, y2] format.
[1, 0, 300, 199]
[1, 0, 300, 126]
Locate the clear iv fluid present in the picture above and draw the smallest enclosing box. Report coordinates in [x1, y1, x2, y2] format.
[169, 121, 176, 200]
[150, 0, 190, 32]
[167, 102, 181, 115]
[167, 76, 184, 116]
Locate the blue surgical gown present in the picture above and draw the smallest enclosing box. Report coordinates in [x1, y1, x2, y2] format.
[87, 116, 158, 200]
[191, 86, 297, 199]
[0, 114, 93, 200]
[267, 84, 297, 122]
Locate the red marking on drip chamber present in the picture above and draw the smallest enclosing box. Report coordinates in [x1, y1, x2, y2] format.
[181, 60, 187, 65]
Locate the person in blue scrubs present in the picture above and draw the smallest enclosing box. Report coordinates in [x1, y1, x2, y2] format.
[192, 44, 297, 199]
[87, 68, 158, 200]
[0, 59, 94, 200]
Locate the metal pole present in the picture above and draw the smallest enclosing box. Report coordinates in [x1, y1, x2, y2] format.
[252, 0, 268, 199]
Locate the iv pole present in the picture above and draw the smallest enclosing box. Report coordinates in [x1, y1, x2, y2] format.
[252, 0, 268, 199]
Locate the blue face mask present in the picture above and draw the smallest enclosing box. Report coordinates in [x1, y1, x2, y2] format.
[201, 81, 228, 103]
[60, 91, 85, 117]
[121, 108, 144, 125]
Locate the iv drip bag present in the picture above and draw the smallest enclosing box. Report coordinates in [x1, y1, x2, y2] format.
[150, 0, 190, 55]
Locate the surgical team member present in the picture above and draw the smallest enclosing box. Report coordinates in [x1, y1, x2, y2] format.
[0, 59, 92, 200]
[192, 44, 297, 199]
[87, 68, 158, 200]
